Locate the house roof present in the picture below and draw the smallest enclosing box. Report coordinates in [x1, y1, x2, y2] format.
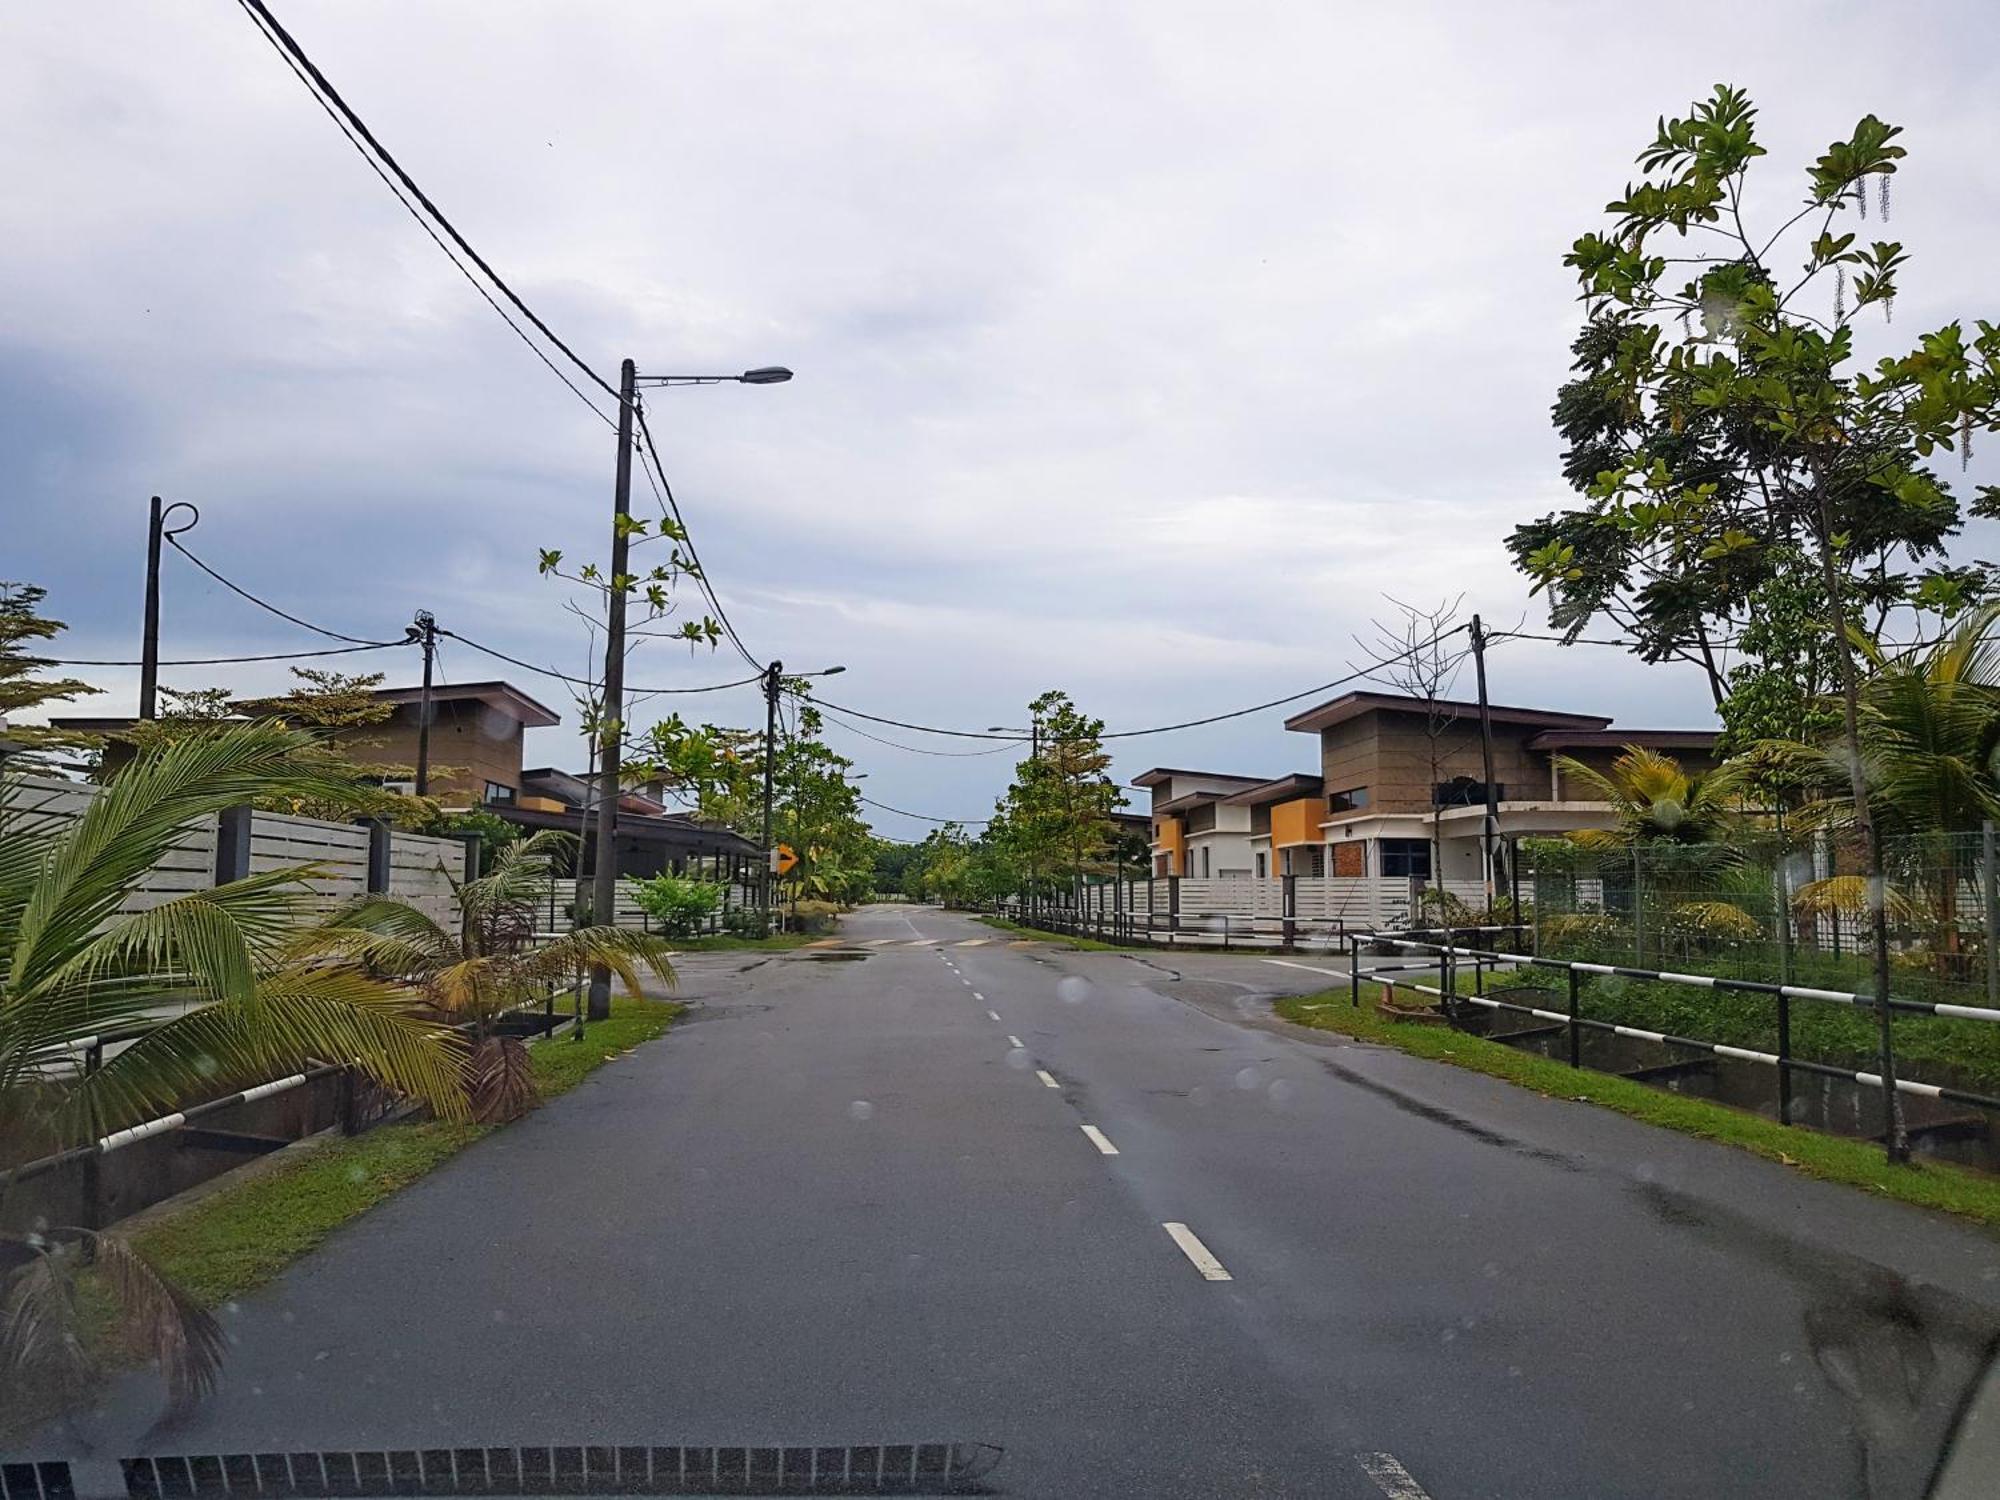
[1219, 772, 1325, 807]
[1526, 728, 1721, 752]
[1283, 690, 1613, 736]
[53, 678, 562, 735]
[366, 680, 561, 728]
[1129, 767, 1271, 790]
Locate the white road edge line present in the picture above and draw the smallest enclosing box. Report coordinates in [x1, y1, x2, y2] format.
[1007, 1035, 1023, 1048]
[1036, 1070, 1059, 1088]
[1161, 1222, 1231, 1281]
[986, 1009, 1001, 1021]
[1080, 1124, 1119, 1156]
[1356, 1452, 1434, 1499]
[1263, 957, 1351, 978]
[972, 992, 984, 1001]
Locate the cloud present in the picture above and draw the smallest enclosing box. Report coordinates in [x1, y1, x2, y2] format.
[4, 1, 1997, 836]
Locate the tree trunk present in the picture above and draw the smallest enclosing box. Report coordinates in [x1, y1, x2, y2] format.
[1811, 502, 1910, 1164]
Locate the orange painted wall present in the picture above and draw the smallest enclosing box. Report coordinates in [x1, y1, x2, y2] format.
[1154, 816, 1185, 866]
[1268, 796, 1322, 850]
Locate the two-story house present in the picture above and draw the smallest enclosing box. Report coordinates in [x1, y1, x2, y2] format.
[1132, 767, 1269, 878]
[1280, 690, 1719, 887]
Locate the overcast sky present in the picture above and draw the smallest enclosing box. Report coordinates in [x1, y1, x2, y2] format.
[5, 2, 1998, 836]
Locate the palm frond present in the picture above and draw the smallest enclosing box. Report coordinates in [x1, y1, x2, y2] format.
[85, 1231, 226, 1417]
[512, 926, 675, 998]
[0, 1242, 94, 1413]
[467, 1036, 538, 1124]
[70, 968, 470, 1139]
[10, 723, 373, 995]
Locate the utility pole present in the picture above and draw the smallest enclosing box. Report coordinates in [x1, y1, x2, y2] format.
[412, 609, 438, 796]
[586, 357, 639, 1021]
[762, 659, 783, 918]
[138, 496, 199, 719]
[1469, 614, 1501, 902]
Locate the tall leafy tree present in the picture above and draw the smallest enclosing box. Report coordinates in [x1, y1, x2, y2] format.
[0, 582, 97, 764]
[1514, 85, 2000, 1160]
[995, 690, 1121, 899]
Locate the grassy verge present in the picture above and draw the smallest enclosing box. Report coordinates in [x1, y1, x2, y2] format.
[128, 996, 684, 1306]
[1275, 990, 2000, 1232]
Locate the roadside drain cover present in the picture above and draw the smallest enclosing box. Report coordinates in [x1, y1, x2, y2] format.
[801, 949, 871, 962]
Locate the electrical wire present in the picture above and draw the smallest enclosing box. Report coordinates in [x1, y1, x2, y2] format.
[166, 537, 410, 646]
[857, 794, 988, 826]
[816, 704, 1019, 758]
[438, 627, 763, 695]
[632, 403, 764, 673]
[44, 641, 409, 668]
[803, 622, 1474, 744]
[232, 0, 620, 420]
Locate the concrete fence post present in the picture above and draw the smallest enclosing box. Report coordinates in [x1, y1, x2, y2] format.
[366, 819, 392, 895]
[215, 805, 253, 886]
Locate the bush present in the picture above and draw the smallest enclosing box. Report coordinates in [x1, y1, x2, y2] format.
[787, 899, 841, 934]
[722, 904, 771, 939]
[626, 873, 724, 939]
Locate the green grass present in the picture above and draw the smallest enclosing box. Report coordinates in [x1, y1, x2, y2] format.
[128, 996, 684, 1306]
[1275, 989, 2000, 1232]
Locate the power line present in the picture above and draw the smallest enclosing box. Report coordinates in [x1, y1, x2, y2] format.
[232, 0, 620, 414]
[632, 403, 764, 673]
[438, 627, 763, 696]
[805, 622, 1474, 745]
[816, 704, 1019, 758]
[858, 794, 988, 826]
[167, 537, 410, 646]
[44, 641, 409, 668]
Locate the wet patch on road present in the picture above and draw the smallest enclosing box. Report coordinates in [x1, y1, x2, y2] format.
[1314, 1055, 1585, 1171]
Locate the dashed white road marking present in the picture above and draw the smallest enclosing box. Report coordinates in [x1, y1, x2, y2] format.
[1036, 1070, 1060, 1089]
[972, 992, 984, 1002]
[865, 938, 897, 947]
[905, 939, 940, 947]
[1161, 1222, 1231, 1281]
[956, 938, 992, 946]
[961, 977, 972, 986]
[1079, 1124, 1119, 1156]
[1356, 1453, 1434, 1499]
[1006, 1035, 1023, 1048]
[986, 1009, 1001, 1021]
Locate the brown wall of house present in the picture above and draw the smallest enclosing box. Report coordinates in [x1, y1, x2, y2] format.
[334, 702, 527, 804]
[1550, 742, 1719, 798]
[1318, 709, 1547, 814]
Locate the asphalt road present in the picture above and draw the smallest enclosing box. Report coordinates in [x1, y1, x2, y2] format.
[37, 905, 2000, 1498]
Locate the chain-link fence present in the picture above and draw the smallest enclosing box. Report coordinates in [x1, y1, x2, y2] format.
[1531, 831, 2000, 1011]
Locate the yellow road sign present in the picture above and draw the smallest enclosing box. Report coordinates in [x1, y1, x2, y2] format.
[773, 844, 799, 876]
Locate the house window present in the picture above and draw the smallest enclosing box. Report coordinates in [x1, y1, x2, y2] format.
[484, 781, 516, 805]
[1306, 846, 1325, 877]
[1328, 787, 1370, 813]
[1379, 838, 1432, 878]
[1256, 852, 1268, 879]
[1200, 846, 1211, 878]
[1434, 777, 1502, 808]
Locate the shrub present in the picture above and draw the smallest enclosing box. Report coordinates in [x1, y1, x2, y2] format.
[626, 873, 724, 938]
[723, 904, 771, 939]
[788, 899, 841, 934]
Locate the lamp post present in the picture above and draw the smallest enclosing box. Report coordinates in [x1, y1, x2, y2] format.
[586, 364, 792, 1020]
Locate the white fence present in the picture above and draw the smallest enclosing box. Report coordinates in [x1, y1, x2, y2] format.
[4, 774, 466, 928]
[1076, 875, 1492, 934]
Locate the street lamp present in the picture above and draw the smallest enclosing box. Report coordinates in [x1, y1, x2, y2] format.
[587, 358, 792, 1021]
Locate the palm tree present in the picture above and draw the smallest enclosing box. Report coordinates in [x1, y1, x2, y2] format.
[1556, 745, 1739, 848]
[293, 832, 675, 1123]
[1759, 603, 2000, 969]
[1, 723, 469, 1416]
